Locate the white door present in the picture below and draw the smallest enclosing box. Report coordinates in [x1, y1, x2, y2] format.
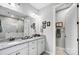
[65, 4, 78, 55]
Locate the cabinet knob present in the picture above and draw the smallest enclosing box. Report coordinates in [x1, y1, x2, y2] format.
[32, 47, 35, 49]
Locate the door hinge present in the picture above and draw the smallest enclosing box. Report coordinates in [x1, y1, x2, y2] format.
[77, 38, 79, 41]
[77, 22, 79, 24]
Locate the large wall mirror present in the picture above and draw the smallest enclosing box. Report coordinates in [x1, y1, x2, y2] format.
[0, 16, 24, 38]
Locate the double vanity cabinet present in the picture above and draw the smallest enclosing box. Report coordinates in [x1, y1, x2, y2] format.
[0, 37, 45, 55]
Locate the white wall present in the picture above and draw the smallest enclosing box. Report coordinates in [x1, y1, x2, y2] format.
[39, 6, 56, 54]
[56, 9, 69, 27]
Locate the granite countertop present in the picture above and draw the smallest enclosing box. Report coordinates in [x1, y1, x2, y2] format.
[0, 36, 45, 50]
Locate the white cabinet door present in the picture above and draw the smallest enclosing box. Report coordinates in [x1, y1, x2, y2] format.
[29, 48, 37, 55]
[19, 48, 28, 55]
[29, 40, 37, 55]
[9, 47, 28, 55]
[0, 43, 28, 55]
[37, 39, 45, 55]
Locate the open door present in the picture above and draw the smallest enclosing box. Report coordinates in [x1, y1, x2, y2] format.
[65, 4, 78, 55]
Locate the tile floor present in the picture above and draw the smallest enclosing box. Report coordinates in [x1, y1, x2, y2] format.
[56, 47, 67, 55]
[42, 47, 67, 55]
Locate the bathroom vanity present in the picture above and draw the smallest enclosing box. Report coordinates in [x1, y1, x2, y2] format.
[0, 36, 45, 55]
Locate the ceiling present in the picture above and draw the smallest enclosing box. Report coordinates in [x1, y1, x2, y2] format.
[29, 3, 51, 10]
[30, 3, 51, 10]
[0, 6, 26, 19]
[29, 3, 60, 10]
[29, 3, 61, 10]
[0, 3, 61, 19]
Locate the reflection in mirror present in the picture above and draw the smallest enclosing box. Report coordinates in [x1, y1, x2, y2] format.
[1, 17, 24, 33]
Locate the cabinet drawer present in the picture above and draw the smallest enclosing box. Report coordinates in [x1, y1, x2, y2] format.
[29, 40, 37, 46]
[29, 47, 37, 52]
[29, 47, 37, 55]
[0, 43, 28, 55]
[9, 47, 28, 55]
